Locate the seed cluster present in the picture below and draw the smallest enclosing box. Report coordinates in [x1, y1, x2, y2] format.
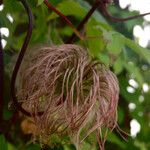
[18, 44, 119, 149]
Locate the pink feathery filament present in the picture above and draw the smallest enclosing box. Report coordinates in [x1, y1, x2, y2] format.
[18, 44, 119, 149]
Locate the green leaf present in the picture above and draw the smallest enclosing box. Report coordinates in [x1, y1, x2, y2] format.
[63, 145, 71, 150]
[107, 133, 126, 149]
[0, 135, 7, 150]
[3, 0, 23, 13]
[80, 142, 97, 150]
[37, 0, 44, 6]
[118, 107, 124, 124]
[8, 143, 17, 150]
[26, 144, 41, 150]
[0, 13, 11, 27]
[48, 0, 108, 26]
[104, 31, 125, 55]
[86, 20, 106, 58]
[113, 57, 124, 75]
[125, 38, 150, 64]
[98, 53, 110, 66]
[124, 62, 144, 86]
[48, 0, 86, 20]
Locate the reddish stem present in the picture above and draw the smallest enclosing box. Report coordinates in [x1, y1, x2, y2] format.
[44, 0, 83, 39]
[99, 1, 150, 22]
[67, 0, 101, 43]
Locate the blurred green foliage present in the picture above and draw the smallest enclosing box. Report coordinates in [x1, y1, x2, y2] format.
[0, 0, 150, 149]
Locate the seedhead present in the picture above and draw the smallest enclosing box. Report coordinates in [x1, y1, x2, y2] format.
[18, 44, 119, 149]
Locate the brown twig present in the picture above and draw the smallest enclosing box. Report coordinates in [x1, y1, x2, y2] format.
[99, 0, 150, 22]
[67, 0, 150, 43]
[67, 0, 101, 43]
[10, 0, 34, 116]
[44, 0, 83, 40]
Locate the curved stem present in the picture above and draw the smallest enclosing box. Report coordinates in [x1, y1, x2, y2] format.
[10, 0, 33, 116]
[44, 0, 83, 40]
[67, 0, 101, 43]
[100, 2, 150, 22]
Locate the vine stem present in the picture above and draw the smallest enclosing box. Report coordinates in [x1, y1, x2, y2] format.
[67, 0, 101, 43]
[99, 0, 150, 22]
[67, 0, 150, 43]
[10, 0, 34, 116]
[44, 0, 83, 40]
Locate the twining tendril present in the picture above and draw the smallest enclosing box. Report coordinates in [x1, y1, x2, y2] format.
[99, 0, 150, 22]
[10, 0, 34, 116]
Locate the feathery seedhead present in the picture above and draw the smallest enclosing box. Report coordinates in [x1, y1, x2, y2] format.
[18, 44, 119, 149]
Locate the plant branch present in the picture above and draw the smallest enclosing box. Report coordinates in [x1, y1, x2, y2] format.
[99, 1, 150, 22]
[10, 0, 33, 116]
[67, 0, 101, 43]
[44, 0, 83, 40]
